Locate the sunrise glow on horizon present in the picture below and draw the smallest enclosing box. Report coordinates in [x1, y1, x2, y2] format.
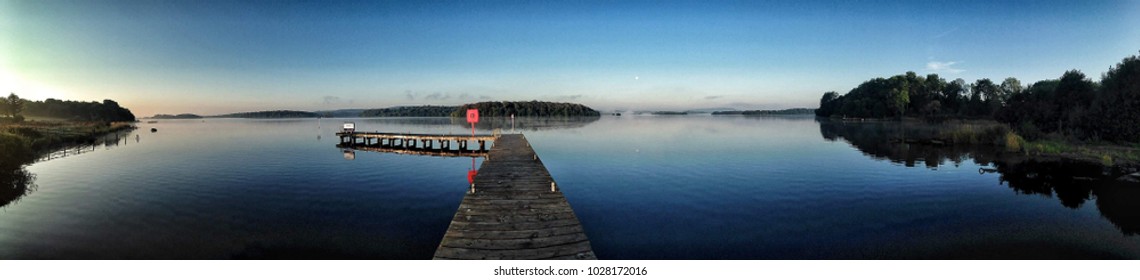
[3, 0, 1138, 117]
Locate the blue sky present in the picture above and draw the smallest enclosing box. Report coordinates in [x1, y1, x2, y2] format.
[2, 0, 1138, 116]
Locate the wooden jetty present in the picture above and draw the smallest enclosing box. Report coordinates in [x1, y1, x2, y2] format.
[433, 134, 595, 260]
[337, 131, 497, 153]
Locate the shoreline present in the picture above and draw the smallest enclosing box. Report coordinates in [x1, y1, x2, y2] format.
[823, 117, 1140, 177]
[1, 120, 137, 169]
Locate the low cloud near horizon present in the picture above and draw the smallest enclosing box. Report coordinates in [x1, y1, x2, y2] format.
[556, 94, 583, 100]
[926, 61, 965, 74]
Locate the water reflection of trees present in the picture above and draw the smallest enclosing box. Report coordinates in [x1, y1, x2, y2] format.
[0, 167, 36, 209]
[452, 116, 600, 131]
[994, 159, 1140, 235]
[817, 119, 1001, 168]
[818, 118, 1140, 235]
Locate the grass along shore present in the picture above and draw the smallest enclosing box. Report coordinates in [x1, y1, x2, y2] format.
[1, 119, 136, 169]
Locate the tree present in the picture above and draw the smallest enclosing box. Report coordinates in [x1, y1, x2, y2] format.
[887, 75, 910, 118]
[925, 74, 946, 101]
[5, 93, 25, 118]
[816, 91, 839, 117]
[1090, 52, 1140, 142]
[0, 96, 7, 118]
[943, 78, 968, 114]
[1000, 77, 1023, 101]
[903, 71, 929, 116]
[820, 91, 838, 105]
[921, 100, 942, 122]
[970, 79, 1000, 117]
[1054, 70, 1096, 135]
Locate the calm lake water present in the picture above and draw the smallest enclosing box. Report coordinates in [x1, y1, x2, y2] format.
[2, 116, 1138, 259]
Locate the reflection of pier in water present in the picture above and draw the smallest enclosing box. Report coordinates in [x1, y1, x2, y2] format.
[337, 144, 489, 158]
[336, 131, 596, 259]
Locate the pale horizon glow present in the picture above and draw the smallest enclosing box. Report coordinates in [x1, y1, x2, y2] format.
[2, 0, 1139, 117]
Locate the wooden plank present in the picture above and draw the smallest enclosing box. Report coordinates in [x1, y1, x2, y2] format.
[458, 207, 577, 216]
[438, 232, 589, 250]
[457, 199, 573, 208]
[446, 216, 583, 231]
[442, 224, 584, 240]
[451, 211, 581, 224]
[434, 240, 595, 260]
[461, 193, 567, 201]
[434, 134, 595, 260]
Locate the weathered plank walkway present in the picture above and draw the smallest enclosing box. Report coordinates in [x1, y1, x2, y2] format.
[337, 131, 497, 152]
[434, 134, 596, 260]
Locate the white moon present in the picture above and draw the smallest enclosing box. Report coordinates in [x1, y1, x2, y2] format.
[635, 76, 639, 80]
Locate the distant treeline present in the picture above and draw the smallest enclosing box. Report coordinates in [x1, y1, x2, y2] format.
[185, 102, 600, 119]
[150, 114, 203, 119]
[451, 101, 600, 118]
[713, 108, 815, 115]
[316, 109, 366, 118]
[213, 110, 319, 118]
[21, 98, 136, 122]
[817, 51, 1140, 143]
[360, 106, 457, 117]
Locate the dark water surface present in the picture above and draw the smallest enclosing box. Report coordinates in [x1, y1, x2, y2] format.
[1, 116, 1137, 259]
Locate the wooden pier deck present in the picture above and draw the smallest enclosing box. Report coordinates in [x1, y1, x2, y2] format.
[337, 131, 497, 153]
[433, 134, 596, 260]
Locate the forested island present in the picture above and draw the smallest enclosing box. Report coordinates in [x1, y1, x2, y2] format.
[360, 106, 457, 117]
[815, 51, 1140, 168]
[315, 109, 366, 118]
[713, 108, 815, 115]
[364, 102, 601, 118]
[450, 101, 600, 118]
[187, 102, 600, 119]
[212, 110, 320, 118]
